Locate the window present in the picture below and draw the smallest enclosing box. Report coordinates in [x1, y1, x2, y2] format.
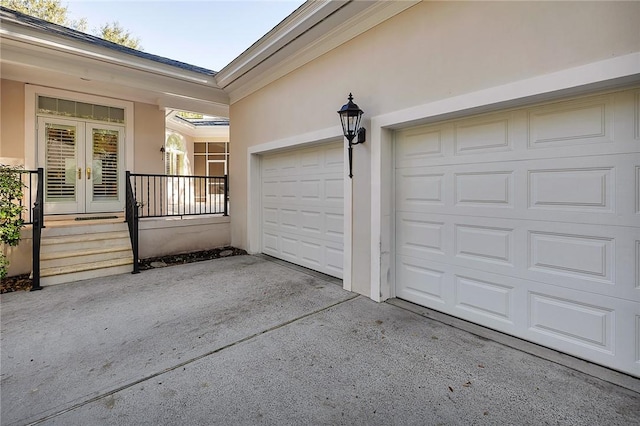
[193, 141, 228, 177]
[164, 133, 187, 175]
[38, 96, 125, 123]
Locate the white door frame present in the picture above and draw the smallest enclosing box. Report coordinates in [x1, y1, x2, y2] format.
[247, 127, 351, 290]
[24, 85, 134, 182]
[37, 118, 125, 214]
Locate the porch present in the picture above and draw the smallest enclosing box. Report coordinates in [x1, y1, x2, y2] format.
[5, 169, 230, 286]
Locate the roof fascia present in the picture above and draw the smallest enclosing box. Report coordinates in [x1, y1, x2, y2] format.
[216, 0, 419, 103]
[0, 20, 217, 86]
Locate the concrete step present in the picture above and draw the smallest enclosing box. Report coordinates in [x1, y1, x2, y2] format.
[41, 231, 129, 247]
[42, 221, 128, 237]
[38, 217, 134, 286]
[40, 263, 134, 286]
[41, 257, 133, 278]
[41, 247, 132, 269]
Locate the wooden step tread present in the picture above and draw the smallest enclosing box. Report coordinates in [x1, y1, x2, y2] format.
[41, 246, 132, 261]
[41, 257, 133, 277]
[41, 231, 130, 245]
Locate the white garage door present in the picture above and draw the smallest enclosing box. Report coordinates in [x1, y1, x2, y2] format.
[394, 88, 640, 377]
[261, 142, 344, 278]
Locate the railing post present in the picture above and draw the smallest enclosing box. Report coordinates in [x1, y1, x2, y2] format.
[223, 175, 229, 216]
[30, 168, 44, 291]
[125, 171, 140, 274]
[132, 198, 139, 274]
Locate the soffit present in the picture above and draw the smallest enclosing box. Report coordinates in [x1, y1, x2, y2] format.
[215, 0, 419, 104]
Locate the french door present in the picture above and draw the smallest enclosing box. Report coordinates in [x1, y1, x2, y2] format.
[38, 117, 125, 214]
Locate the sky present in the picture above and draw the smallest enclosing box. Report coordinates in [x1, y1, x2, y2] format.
[66, 0, 307, 72]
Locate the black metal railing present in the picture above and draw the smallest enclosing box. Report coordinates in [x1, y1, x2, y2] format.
[129, 173, 228, 218]
[31, 168, 44, 291]
[125, 172, 228, 274]
[125, 171, 140, 274]
[16, 169, 42, 225]
[11, 168, 44, 290]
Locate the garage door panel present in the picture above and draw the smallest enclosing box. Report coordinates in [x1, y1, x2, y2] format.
[398, 211, 638, 300]
[262, 230, 344, 278]
[262, 144, 343, 173]
[396, 212, 447, 258]
[396, 256, 447, 307]
[528, 167, 614, 214]
[455, 224, 514, 267]
[528, 291, 614, 354]
[261, 142, 344, 278]
[394, 88, 639, 376]
[261, 175, 343, 208]
[396, 258, 522, 331]
[523, 284, 640, 368]
[454, 170, 514, 208]
[525, 224, 639, 299]
[527, 94, 614, 148]
[397, 255, 637, 370]
[395, 171, 446, 208]
[263, 206, 343, 241]
[397, 155, 638, 228]
[396, 91, 639, 170]
[453, 111, 524, 156]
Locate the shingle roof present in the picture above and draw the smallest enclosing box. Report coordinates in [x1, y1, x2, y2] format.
[0, 6, 217, 76]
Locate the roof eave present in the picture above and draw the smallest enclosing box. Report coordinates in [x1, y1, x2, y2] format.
[0, 9, 230, 115]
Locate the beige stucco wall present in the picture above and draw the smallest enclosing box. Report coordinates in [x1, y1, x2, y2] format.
[0, 79, 26, 161]
[134, 102, 165, 174]
[2, 227, 32, 277]
[139, 216, 230, 259]
[228, 1, 640, 297]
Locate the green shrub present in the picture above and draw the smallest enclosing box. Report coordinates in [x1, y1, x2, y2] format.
[0, 165, 25, 279]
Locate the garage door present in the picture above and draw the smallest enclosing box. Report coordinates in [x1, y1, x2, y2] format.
[261, 142, 344, 278]
[394, 88, 640, 377]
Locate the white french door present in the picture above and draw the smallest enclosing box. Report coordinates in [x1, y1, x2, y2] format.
[38, 117, 125, 214]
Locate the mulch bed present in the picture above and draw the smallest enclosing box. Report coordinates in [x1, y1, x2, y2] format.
[0, 246, 247, 294]
[138, 246, 247, 271]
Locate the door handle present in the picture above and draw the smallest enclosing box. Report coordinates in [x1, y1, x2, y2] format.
[87, 167, 91, 180]
[78, 168, 82, 180]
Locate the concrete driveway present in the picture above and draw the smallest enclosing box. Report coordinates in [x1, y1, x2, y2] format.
[1, 255, 638, 425]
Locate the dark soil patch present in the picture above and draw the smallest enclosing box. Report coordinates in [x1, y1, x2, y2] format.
[0, 274, 32, 294]
[1, 247, 247, 294]
[138, 246, 247, 271]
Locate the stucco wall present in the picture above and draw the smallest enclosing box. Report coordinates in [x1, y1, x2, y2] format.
[139, 216, 230, 259]
[134, 102, 165, 174]
[0, 79, 26, 161]
[228, 1, 640, 297]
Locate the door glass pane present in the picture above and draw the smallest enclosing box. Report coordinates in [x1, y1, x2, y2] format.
[45, 124, 77, 202]
[92, 129, 119, 201]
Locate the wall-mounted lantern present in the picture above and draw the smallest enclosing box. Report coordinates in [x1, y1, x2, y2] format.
[337, 93, 366, 178]
[160, 146, 165, 161]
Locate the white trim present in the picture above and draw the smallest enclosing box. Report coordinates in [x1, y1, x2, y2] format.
[343, 138, 352, 292]
[246, 125, 351, 290]
[247, 126, 343, 156]
[217, 0, 341, 87]
[24, 84, 134, 174]
[370, 52, 640, 303]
